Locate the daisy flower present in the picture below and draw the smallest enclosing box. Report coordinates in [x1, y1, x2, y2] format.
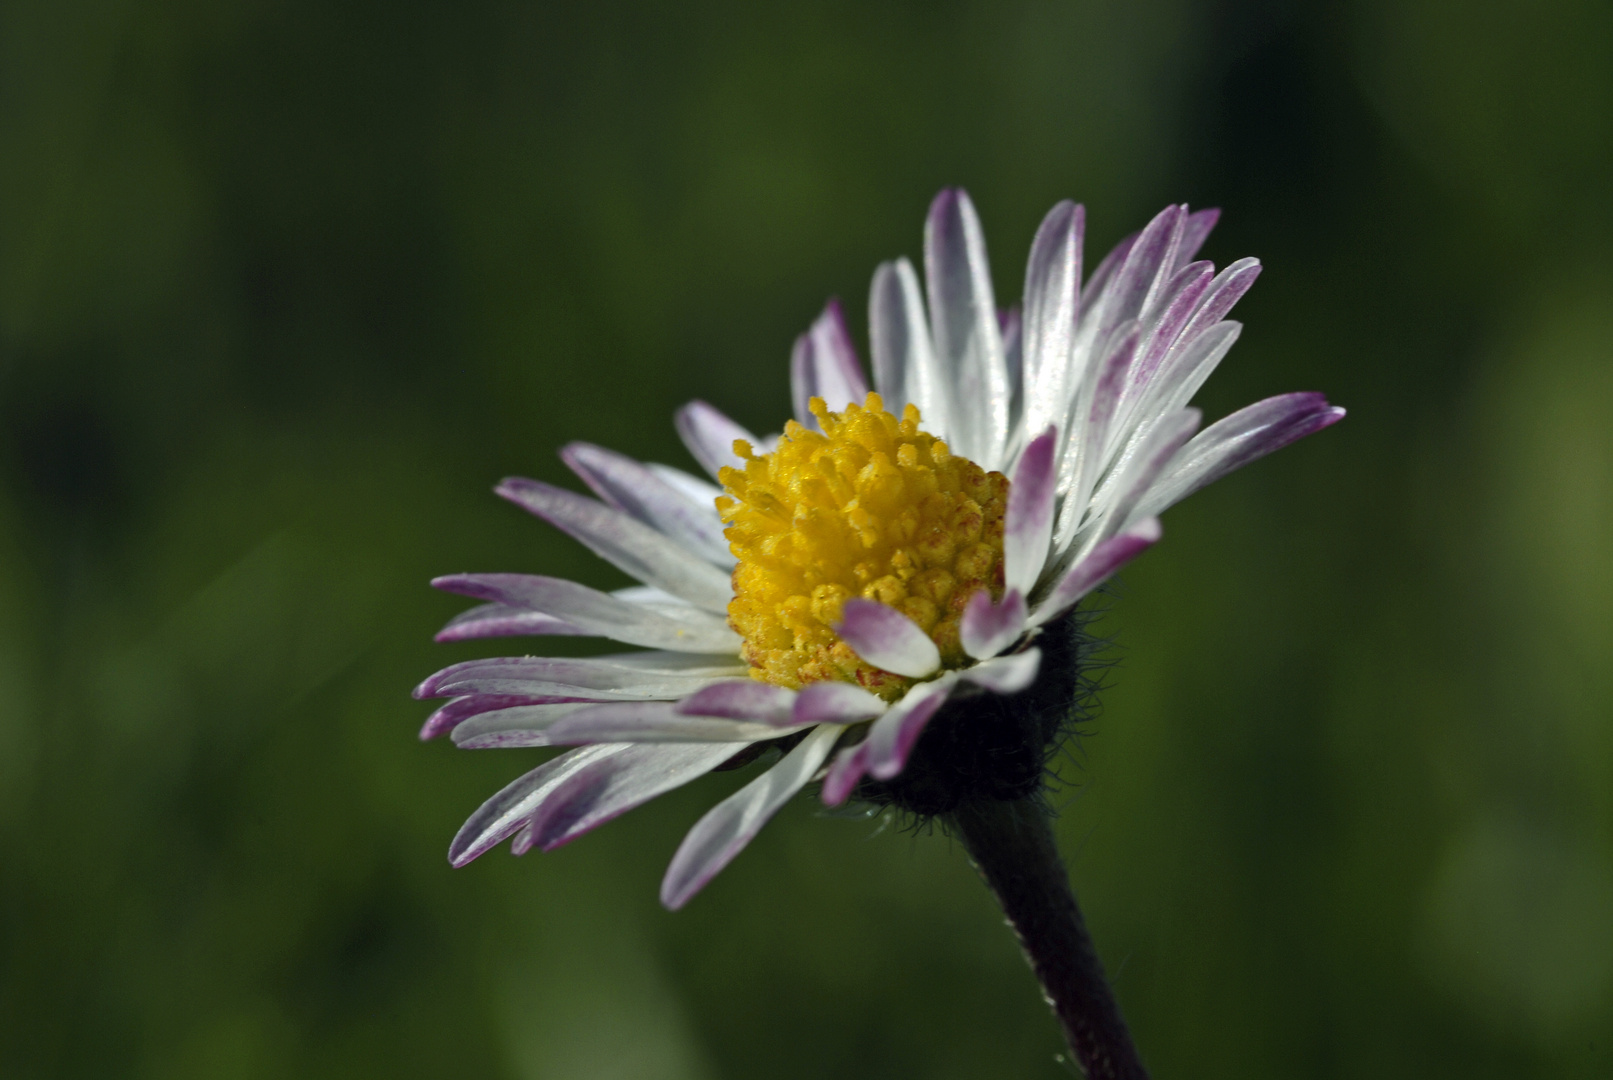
[416, 189, 1343, 911]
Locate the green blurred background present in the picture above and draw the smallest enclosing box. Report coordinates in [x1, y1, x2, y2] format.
[2, 0, 1610, 1076]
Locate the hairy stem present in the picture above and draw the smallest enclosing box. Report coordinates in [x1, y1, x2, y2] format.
[946, 796, 1149, 1079]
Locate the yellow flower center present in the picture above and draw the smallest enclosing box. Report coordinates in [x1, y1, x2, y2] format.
[716, 393, 1009, 702]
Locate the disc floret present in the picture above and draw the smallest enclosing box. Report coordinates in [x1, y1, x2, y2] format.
[717, 393, 1009, 701]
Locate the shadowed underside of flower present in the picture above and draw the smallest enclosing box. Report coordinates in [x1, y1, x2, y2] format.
[416, 188, 1344, 911]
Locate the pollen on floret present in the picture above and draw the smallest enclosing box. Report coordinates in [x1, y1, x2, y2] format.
[717, 392, 1009, 702]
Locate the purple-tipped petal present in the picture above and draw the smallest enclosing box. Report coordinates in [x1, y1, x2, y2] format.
[1174, 207, 1221, 271]
[1096, 205, 1183, 340]
[1021, 201, 1085, 441]
[676, 681, 796, 723]
[791, 300, 868, 427]
[1004, 428, 1058, 594]
[660, 724, 842, 909]
[835, 598, 942, 678]
[864, 677, 956, 781]
[1000, 304, 1023, 428]
[869, 258, 941, 426]
[960, 649, 1042, 694]
[792, 681, 885, 726]
[561, 442, 733, 566]
[820, 742, 870, 807]
[959, 588, 1029, 661]
[434, 602, 587, 642]
[510, 823, 536, 856]
[546, 701, 785, 745]
[431, 574, 740, 654]
[925, 188, 1009, 468]
[421, 694, 558, 740]
[448, 745, 630, 866]
[1093, 406, 1202, 537]
[451, 702, 598, 748]
[528, 742, 748, 852]
[1139, 393, 1346, 518]
[1032, 518, 1162, 627]
[1080, 230, 1137, 319]
[675, 400, 763, 480]
[415, 653, 740, 700]
[495, 478, 733, 613]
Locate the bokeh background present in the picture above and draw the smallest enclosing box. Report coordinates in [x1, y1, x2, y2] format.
[2, 0, 1611, 1076]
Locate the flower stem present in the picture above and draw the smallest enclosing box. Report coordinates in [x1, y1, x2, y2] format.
[946, 796, 1149, 1079]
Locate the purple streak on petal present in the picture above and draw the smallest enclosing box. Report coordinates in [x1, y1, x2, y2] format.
[660, 724, 842, 909]
[495, 478, 732, 612]
[1098, 406, 1202, 536]
[675, 680, 796, 723]
[835, 598, 942, 678]
[869, 258, 940, 425]
[792, 681, 885, 726]
[434, 602, 587, 642]
[561, 442, 732, 566]
[1020, 200, 1085, 441]
[820, 742, 870, 807]
[1130, 261, 1213, 390]
[864, 677, 955, 781]
[421, 694, 558, 740]
[960, 648, 1042, 694]
[431, 574, 740, 653]
[415, 653, 737, 700]
[1174, 207, 1221, 271]
[546, 701, 782, 744]
[1032, 518, 1162, 627]
[1080, 230, 1137, 319]
[1102, 205, 1183, 339]
[529, 742, 748, 852]
[1000, 304, 1023, 428]
[448, 745, 629, 867]
[674, 399, 762, 481]
[1062, 323, 1141, 522]
[959, 588, 1029, 661]
[791, 299, 868, 428]
[1177, 258, 1261, 348]
[925, 188, 1009, 468]
[1142, 394, 1346, 515]
[1004, 427, 1058, 594]
[454, 728, 565, 749]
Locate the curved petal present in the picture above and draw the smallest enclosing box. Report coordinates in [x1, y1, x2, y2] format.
[415, 653, 742, 699]
[791, 299, 868, 427]
[863, 676, 956, 781]
[675, 400, 762, 480]
[1020, 200, 1085, 441]
[496, 478, 733, 613]
[792, 681, 885, 726]
[434, 602, 587, 642]
[959, 649, 1041, 694]
[925, 188, 1009, 468]
[431, 574, 741, 654]
[835, 599, 942, 678]
[528, 742, 750, 852]
[1004, 427, 1058, 594]
[423, 693, 579, 740]
[452, 703, 599, 748]
[1031, 517, 1162, 627]
[546, 701, 787, 745]
[869, 257, 941, 426]
[1137, 393, 1346, 518]
[675, 680, 795, 723]
[959, 588, 1029, 661]
[820, 741, 870, 807]
[448, 745, 630, 866]
[1173, 207, 1220, 272]
[660, 723, 843, 909]
[562, 442, 733, 566]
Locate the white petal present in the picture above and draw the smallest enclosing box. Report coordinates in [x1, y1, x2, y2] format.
[660, 724, 843, 909]
[869, 257, 943, 428]
[546, 701, 787, 744]
[675, 400, 762, 480]
[497, 478, 733, 613]
[835, 599, 942, 678]
[960, 649, 1042, 694]
[925, 189, 1009, 469]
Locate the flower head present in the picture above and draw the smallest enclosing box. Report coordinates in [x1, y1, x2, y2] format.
[417, 189, 1344, 909]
